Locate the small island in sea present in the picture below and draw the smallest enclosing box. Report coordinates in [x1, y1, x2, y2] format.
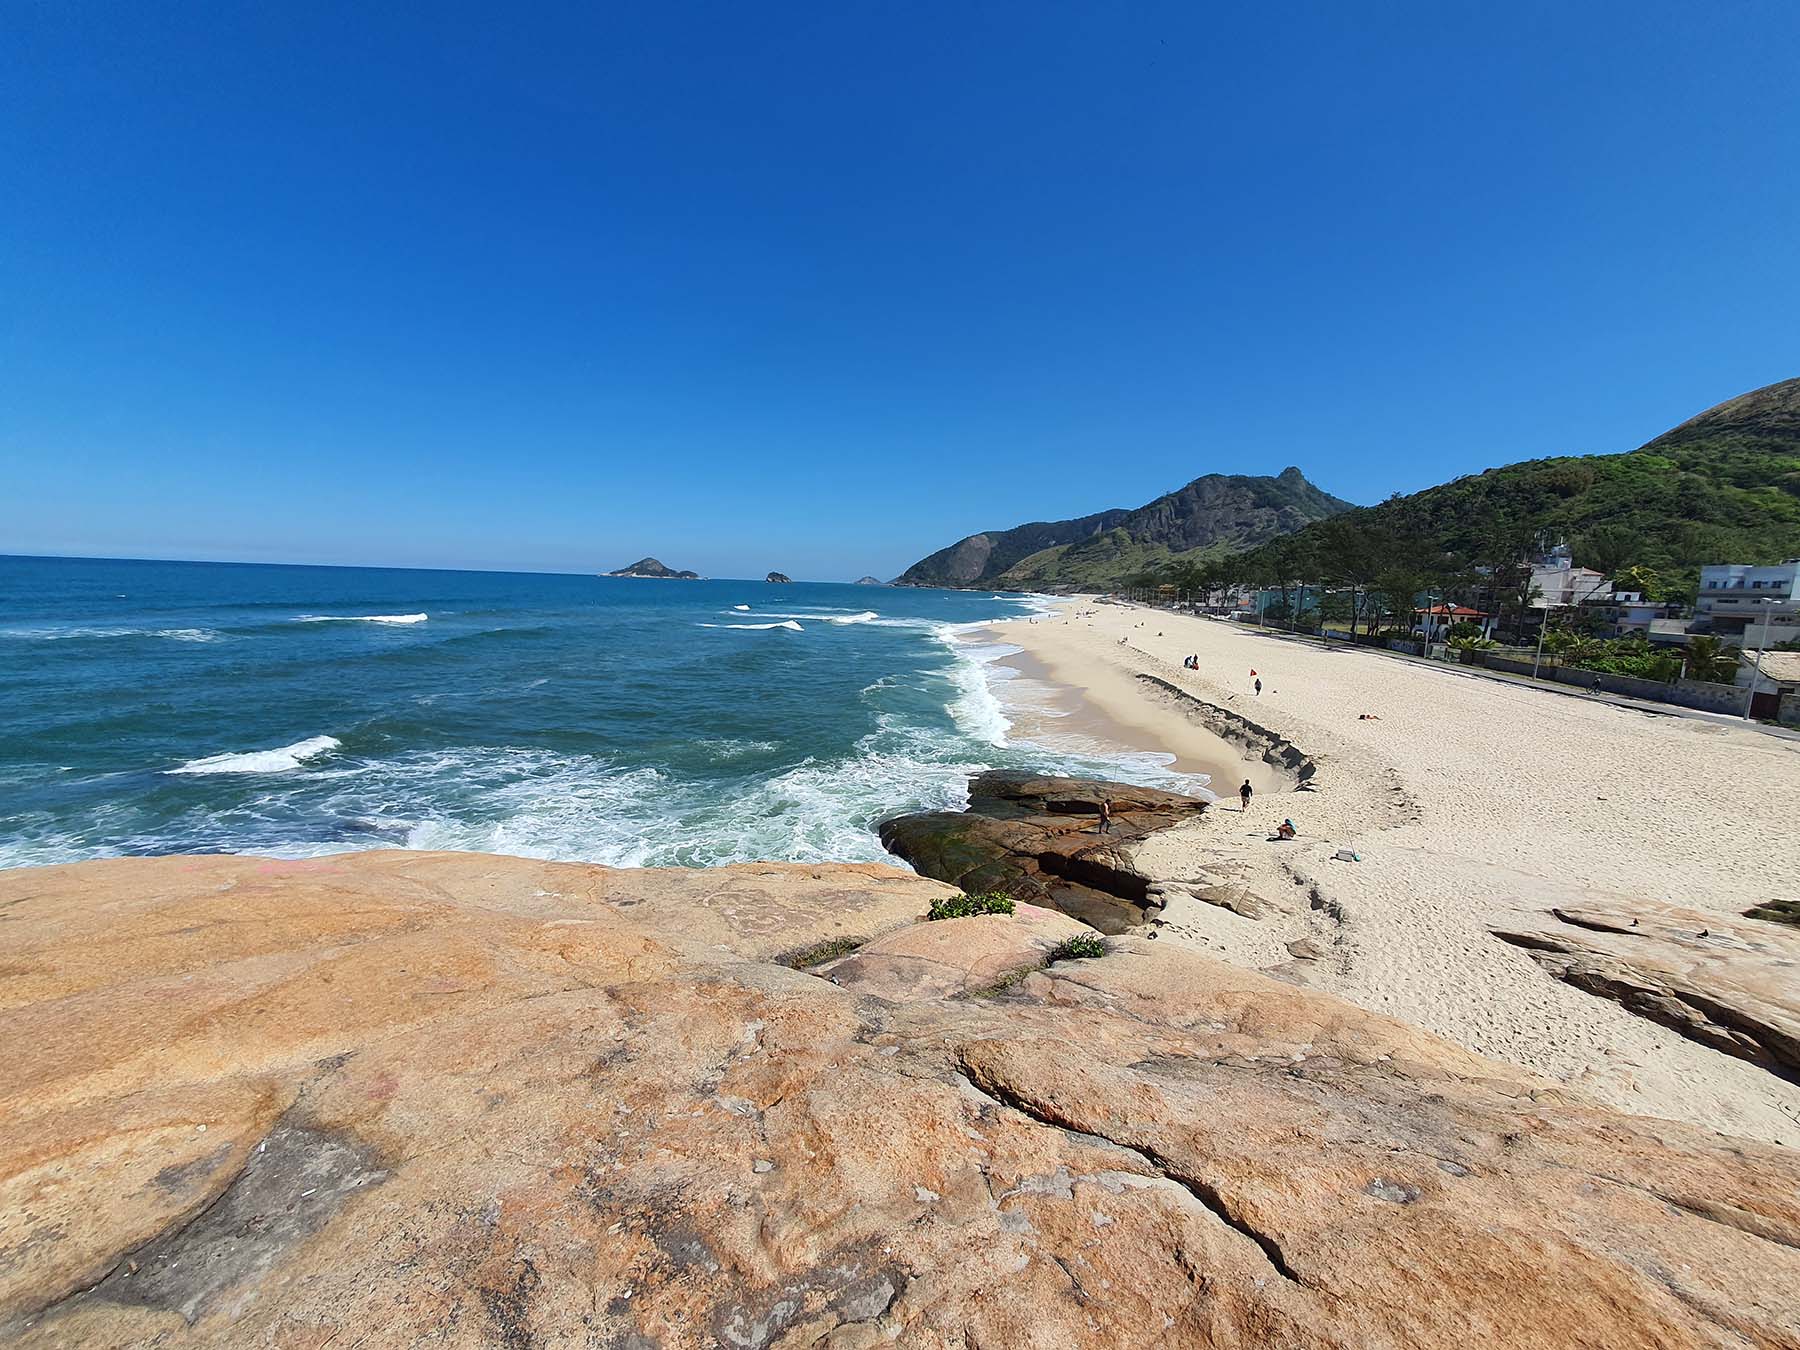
[853, 575, 884, 585]
[765, 571, 792, 583]
[606, 557, 700, 579]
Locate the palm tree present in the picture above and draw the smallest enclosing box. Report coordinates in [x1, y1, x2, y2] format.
[1682, 634, 1740, 683]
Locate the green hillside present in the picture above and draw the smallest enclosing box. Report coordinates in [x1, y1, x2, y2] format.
[1174, 377, 1800, 604]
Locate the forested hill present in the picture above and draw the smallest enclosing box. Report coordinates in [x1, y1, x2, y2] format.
[1204, 376, 1800, 600]
[895, 467, 1351, 589]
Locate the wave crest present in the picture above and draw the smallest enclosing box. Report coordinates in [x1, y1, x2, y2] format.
[295, 613, 428, 625]
[168, 735, 342, 776]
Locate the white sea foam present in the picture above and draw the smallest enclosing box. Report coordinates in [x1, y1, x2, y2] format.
[936, 628, 1017, 747]
[2, 625, 221, 642]
[752, 610, 884, 625]
[167, 735, 342, 776]
[733, 604, 751, 611]
[294, 612, 429, 624]
[699, 620, 804, 631]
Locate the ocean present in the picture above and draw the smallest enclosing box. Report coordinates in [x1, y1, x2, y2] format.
[0, 555, 1203, 870]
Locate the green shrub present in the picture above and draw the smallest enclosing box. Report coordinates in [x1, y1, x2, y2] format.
[1049, 932, 1107, 961]
[927, 891, 1016, 921]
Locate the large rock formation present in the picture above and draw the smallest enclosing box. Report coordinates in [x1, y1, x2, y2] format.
[4, 851, 1800, 1347]
[607, 557, 700, 579]
[765, 572, 793, 584]
[852, 576, 883, 586]
[879, 771, 1212, 933]
[1492, 899, 1800, 1081]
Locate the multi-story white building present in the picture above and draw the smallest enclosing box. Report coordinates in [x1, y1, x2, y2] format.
[1695, 560, 1800, 640]
[1529, 544, 1611, 608]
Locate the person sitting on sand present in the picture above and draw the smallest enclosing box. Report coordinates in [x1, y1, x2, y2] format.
[1274, 819, 1297, 840]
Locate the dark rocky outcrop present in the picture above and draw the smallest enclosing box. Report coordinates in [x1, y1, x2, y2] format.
[879, 771, 1212, 933]
[606, 557, 699, 579]
[1492, 900, 1800, 1082]
[765, 572, 793, 583]
[6, 851, 1800, 1347]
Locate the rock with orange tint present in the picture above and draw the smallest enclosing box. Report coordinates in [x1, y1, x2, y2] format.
[817, 902, 1094, 1000]
[1493, 899, 1800, 1078]
[1, 850, 1797, 1348]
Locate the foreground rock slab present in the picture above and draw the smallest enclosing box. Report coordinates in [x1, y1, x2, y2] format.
[3, 851, 1800, 1347]
[1493, 899, 1800, 1081]
[879, 771, 1213, 933]
[817, 902, 1093, 1001]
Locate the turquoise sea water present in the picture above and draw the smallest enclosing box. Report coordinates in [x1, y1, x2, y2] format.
[0, 556, 1201, 870]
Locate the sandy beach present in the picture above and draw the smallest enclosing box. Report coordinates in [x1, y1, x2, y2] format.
[983, 601, 1800, 1145]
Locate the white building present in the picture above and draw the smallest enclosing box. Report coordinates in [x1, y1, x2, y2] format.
[1530, 545, 1611, 608]
[1696, 560, 1800, 641]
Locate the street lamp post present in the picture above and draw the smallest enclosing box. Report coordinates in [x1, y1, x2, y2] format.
[1742, 599, 1775, 721]
[1531, 603, 1560, 680]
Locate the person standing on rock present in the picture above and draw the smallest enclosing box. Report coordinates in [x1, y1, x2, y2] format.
[1096, 799, 1112, 835]
[1239, 780, 1253, 811]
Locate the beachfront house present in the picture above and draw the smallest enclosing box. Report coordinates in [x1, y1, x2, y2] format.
[1738, 650, 1800, 724]
[1695, 560, 1800, 645]
[1414, 604, 1496, 641]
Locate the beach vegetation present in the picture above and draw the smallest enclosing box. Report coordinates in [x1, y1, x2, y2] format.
[777, 937, 863, 968]
[1049, 932, 1107, 961]
[1561, 636, 1685, 682]
[927, 891, 1016, 920]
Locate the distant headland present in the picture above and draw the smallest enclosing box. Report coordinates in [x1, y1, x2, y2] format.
[606, 557, 699, 579]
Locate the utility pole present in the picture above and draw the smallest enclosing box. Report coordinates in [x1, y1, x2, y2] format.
[1531, 603, 1558, 680]
[1742, 599, 1775, 721]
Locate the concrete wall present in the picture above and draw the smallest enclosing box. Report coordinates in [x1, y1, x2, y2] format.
[1549, 668, 1744, 713]
[1459, 651, 1746, 714]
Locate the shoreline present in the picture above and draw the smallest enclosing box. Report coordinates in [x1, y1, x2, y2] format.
[981, 599, 1800, 1146]
[968, 630, 1251, 797]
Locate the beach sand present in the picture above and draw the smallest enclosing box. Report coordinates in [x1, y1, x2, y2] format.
[983, 601, 1800, 1145]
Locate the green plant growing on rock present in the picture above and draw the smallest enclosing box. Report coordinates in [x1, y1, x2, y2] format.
[927, 891, 1016, 921]
[1050, 932, 1107, 961]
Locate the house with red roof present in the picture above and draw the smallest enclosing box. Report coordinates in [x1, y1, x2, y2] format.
[1413, 603, 1497, 642]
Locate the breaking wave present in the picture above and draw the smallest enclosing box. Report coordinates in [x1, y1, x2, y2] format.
[167, 735, 343, 776]
[295, 613, 429, 625]
[2, 625, 221, 642]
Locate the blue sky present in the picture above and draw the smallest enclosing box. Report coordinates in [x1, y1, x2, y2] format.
[4, 2, 1797, 580]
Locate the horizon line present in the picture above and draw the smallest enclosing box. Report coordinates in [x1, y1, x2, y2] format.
[0, 552, 896, 585]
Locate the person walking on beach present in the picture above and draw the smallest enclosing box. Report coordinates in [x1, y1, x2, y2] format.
[1096, 799, 1112, 835]
[1239, 779, 1253, 811]
[1254, 677, 1263, 696]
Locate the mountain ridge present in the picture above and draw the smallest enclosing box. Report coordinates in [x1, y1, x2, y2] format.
[896, 466, 1353, 590]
